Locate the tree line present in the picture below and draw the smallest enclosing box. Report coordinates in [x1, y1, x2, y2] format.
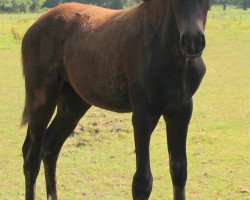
[211, 0, 250, 10]
[0, 0, 46, 12]
[0, 0, 249, 13]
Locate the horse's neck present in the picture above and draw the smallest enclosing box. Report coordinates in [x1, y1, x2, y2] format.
[143, 0, 180, 50]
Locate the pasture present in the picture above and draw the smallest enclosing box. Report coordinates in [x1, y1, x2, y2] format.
[0, 6, 249, 200]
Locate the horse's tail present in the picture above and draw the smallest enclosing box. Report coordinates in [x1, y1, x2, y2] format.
[20, 37, 30, 127]
[20, 29, 33, 127]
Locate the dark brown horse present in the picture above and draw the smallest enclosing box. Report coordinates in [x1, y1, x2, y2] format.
[21, 0, 209, 199]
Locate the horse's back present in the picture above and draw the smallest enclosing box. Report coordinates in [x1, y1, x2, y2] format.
[22, 2, 128, 71]
[21, 2, 122, 81]
[22, 2, 119, 52]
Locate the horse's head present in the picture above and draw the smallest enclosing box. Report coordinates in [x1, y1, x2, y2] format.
[171, 0, 209, 58]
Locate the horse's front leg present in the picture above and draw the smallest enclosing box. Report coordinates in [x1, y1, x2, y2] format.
[132, 108, 160, 200]
[163, 100, 193, 200]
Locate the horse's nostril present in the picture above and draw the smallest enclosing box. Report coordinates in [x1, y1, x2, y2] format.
[180, 32, 205, 57]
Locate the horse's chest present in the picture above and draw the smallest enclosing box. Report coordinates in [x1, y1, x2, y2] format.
[162, 77, 190, 108]
[145, 69, 198, 112]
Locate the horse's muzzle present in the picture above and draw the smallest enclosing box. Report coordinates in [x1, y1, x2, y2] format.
[180, 32, 205, 58]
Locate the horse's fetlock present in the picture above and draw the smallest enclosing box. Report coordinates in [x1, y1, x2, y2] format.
[132, 172, 153, 200]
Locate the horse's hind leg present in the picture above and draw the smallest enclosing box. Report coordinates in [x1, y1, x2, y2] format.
[23, 87, 59, 200]
[43, 84, 91, 200]
[22, 126, 31, 162]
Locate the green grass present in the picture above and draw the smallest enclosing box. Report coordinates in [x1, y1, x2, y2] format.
[0, 6, 250, 200]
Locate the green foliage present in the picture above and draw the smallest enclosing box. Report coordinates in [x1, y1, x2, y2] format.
[62, 0, 123, 9]
[43, 0, 59, 7]
[211, 0, 250, 9]
[30, 0, 46, 11]
[0, 0, 29, 12]
[0, 0, 45, 12]
[44, 0, 135, 9]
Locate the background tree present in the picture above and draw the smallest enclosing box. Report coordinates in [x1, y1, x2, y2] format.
[0, 0, 12, 12]
[42, 0, 58, 8]
[242, 0, 250, 9]
[210, 0, 250, 10]
[30, 0, 46, 12]
[0, 0, 32, 12]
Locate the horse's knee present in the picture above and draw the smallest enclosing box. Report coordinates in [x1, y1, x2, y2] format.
[170, 160, 187, 188]
[132, 172, 153, 200]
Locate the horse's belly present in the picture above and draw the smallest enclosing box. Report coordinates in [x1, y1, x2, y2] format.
[66, 65, 132, 113]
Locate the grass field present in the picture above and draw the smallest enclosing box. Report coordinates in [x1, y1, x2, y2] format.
[0, 6, 250, 200]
